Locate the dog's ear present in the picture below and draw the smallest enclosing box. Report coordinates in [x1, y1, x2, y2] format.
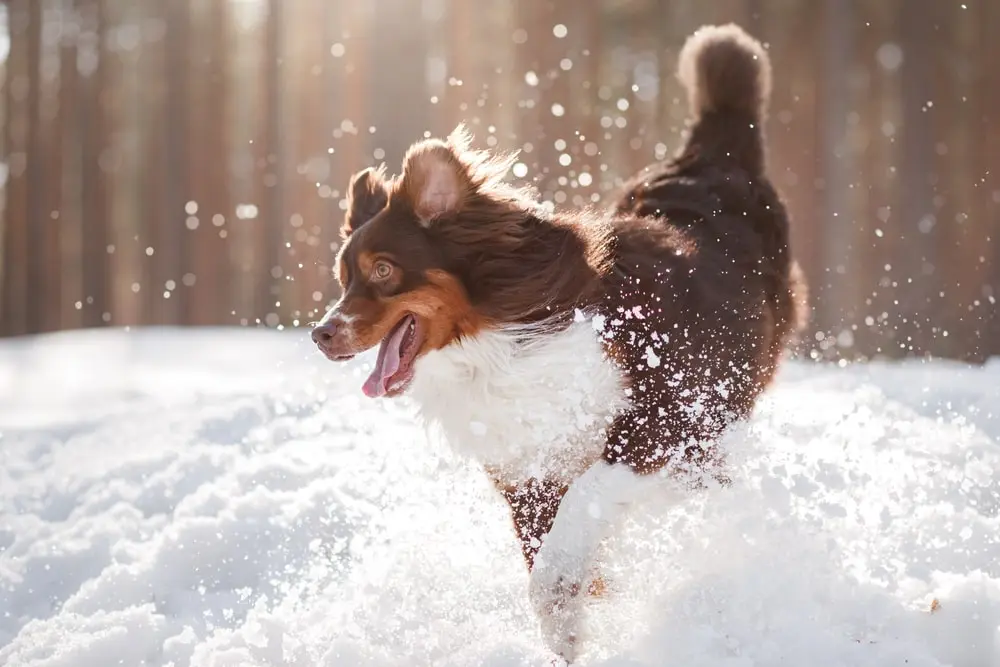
[399, 129, 474, 226]
[342, 165, 389, 239]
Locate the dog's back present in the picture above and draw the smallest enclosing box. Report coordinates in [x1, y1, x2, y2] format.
[612, 24, 807, 357]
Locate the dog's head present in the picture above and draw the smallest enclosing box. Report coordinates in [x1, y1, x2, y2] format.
[311, 126, 529, 398]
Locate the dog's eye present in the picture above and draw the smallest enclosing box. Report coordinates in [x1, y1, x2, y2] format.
[371, 260, 394, 282]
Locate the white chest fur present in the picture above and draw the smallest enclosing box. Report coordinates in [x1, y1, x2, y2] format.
[407, 319, 629, 486]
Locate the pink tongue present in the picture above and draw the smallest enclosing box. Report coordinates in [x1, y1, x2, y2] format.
[362, 318, 410, 398]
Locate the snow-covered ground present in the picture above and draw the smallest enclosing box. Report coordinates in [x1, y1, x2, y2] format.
[1, 327, 998, 667]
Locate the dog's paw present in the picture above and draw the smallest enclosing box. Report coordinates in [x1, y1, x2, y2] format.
[529, 556, 587, 662]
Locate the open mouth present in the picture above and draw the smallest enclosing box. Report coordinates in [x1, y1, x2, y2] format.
[361, 313, 425, 399]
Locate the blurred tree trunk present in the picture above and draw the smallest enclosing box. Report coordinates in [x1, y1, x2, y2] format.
[251, 0, 283, 325]
[567, 0, 601, 207]
[0, 8, 4, 331]
[284, 0, 333, 326]
[368, 0, 425, 167]
[818, 0, 856, 345]
[156, 0, 192, 323]
[1, 0, 41, 336]
[853, 0, 892, 359]
[311, 0, 353, 314]
[141, 0, 176, 326]
[186, 0, 232, 325]
[512, 0, 541, 188]
[541, 0, 578, 198]
[38, 0, 65, 333]
[23, 0, 42, 332]
[58, 0, 84, 331]
[77, 0, 111, 328]
[895, 0, 939, 357]
[937, 5, 987, 362]
[784, 1, 824, 353]
[984, 1, 1000, 359]
[104, 0, 144, 327]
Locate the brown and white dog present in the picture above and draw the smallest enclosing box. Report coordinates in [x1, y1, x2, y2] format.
[313, 24, 806, 663]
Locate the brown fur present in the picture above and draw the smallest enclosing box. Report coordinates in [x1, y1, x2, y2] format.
[317, 22, 807, 609]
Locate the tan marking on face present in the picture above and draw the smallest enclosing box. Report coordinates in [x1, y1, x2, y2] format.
[401, 269, 487, 351]
[356, 250, 376, 278]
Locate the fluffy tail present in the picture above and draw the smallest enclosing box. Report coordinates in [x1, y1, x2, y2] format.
[677, 23, 771, 175]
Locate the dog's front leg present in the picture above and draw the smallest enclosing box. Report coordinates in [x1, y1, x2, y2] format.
[528, 459, 641, 663]
[492, 476, 568, 571]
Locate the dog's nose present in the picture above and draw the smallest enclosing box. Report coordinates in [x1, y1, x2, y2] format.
[311, 322, 337, 346]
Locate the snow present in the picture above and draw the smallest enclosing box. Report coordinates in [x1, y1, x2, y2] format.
[1, 327, 999, 667]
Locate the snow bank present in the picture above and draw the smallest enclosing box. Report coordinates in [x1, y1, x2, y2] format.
[1, 328, 998, 666]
